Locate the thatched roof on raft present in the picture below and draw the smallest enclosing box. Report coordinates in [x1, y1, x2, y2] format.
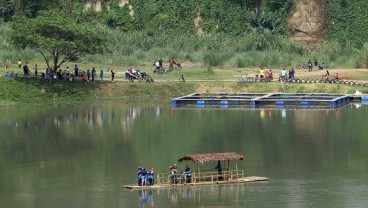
[178, 152, 245, 164]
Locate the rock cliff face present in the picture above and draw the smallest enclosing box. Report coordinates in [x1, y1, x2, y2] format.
[287, 0, 327, 49]
[84, 0, 133, 16]
[194, 9, 203, 35]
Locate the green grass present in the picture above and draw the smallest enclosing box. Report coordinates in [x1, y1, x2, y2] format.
[1, 75, 368, 106]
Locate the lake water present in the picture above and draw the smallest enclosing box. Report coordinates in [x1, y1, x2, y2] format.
[0, 101, 368, 207]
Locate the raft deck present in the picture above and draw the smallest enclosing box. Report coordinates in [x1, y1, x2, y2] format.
[123, 176, 269, 190]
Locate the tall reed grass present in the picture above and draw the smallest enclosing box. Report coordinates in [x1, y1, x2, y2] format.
[0, 23, 41, 65]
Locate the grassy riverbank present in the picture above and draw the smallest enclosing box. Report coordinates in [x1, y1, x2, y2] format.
[1, 75, 368, 105]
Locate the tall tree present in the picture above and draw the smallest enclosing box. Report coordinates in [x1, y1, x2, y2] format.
[11, 10, 108, 70]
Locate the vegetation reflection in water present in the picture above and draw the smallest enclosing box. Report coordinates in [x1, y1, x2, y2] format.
[137, 184, 248, 208]
[1, 101, 368, 207]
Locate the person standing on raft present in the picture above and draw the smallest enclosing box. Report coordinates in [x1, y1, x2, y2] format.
[214, 161, 223, 181]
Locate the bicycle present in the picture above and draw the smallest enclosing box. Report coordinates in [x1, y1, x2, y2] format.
[296, 62, 307, 69]
[169, 63, 182, 71]
[239, 74, 254, 82]
[278, 74, 289, 83]
[179, 74, 185, 82]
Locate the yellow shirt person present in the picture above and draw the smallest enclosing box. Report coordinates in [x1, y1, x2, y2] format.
[259, 68, 265, 78]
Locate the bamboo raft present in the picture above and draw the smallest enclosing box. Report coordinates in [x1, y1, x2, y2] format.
[123, 176, 269, 190]
[123, 152, 269, 191]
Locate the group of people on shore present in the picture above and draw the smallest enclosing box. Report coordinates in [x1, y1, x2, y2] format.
[3, 59, 117, 82]
[153, 57, 179, 73]
[257, 65, 342, 83]
[307, 60, 325, 72]
[258, 66, 295, 81]
[42, 64, 116, 82]
[322, 70, 340, 81]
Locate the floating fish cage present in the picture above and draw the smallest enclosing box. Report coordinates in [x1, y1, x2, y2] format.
[171, 93, 368, 108]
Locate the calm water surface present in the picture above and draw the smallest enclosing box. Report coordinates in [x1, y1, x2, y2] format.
[0, 101, 367, 207]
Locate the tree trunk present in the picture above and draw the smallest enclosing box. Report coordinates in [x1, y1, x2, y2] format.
[53, 50, 59, 70]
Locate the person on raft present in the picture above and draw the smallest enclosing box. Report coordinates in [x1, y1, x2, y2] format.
[137, 167, 147, 186]
[184, 165, 192, 183]
[147, 168, 154, 186]
[214, 161, 223, 181]
[169, 164, 179, 184]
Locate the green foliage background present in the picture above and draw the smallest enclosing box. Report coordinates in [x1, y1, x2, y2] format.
[0, 0, 292, 34]
[1, 0, 368, 68]
[325, 0, 368, 48]
[1, 0, 367, 46]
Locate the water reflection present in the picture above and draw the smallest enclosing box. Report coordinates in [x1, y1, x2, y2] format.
[281, 109, 287, 118]
[138, 189, 155, 207]
[353, 103, 362, 109]
[1, 106, 164, 130]
[152, 185, 246, 207]
[1, 103, 368, 207]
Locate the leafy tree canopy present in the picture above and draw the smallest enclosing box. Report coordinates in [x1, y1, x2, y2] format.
[10, 10, 108, 70]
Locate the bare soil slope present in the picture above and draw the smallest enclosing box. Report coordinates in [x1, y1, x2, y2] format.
[288, 0, 327, 50]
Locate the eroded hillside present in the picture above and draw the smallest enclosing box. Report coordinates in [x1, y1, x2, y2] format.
[287, 0, 327, 49]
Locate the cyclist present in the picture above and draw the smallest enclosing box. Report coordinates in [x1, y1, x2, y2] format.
[169, 57, 175, 71]
[155, 60, 160, 72]
[325, 70, 330, 80]
[279, 68, 288, 82]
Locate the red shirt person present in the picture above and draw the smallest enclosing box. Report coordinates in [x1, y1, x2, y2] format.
[335, 72, 340, 79]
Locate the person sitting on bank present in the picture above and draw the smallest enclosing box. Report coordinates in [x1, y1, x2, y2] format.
[169, 164, 178, 184]
[335, 72, 340, 80]
[5, 72, 12, 78]
[259, 66, 265, 80]
[214, 161, 223, 181]
[81, 73, 87, 82]
[184, 165, 192, 183]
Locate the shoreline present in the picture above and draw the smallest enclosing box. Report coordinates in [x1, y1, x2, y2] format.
[1, 76, 368, 105]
